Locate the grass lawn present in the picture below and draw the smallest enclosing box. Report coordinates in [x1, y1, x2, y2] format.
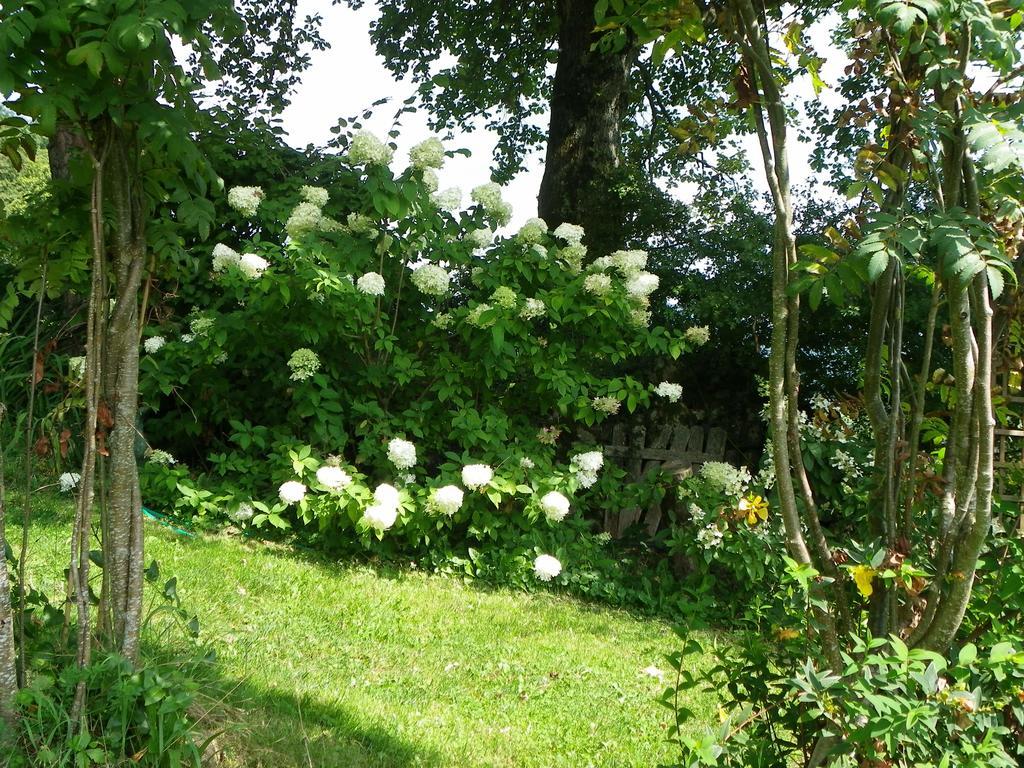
[16, 495, 716, 767]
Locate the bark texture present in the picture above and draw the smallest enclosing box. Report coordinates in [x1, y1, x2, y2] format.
[537, 0, 635, 256]
[0, 406, 18, 732]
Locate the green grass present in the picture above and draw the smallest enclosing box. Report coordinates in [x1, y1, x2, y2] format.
[16, 496, 716, 767]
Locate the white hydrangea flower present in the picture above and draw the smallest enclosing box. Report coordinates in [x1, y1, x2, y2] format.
[519, 298, 545, 320]
[610, 249, 648, 276]
[696, 523, 724, 549]
[591, 396, 621, 415]
[317, 465, 352, 490]
[431, 186, 462, 212]
[462, 464, 493, 490]
[212, 243, 241, 272]
[561, 243, 587, 273]
[189, 315, 214, 337]
[465, 227, 493, 249]
[180, 333, 194, 344]
[533, 554, 562, 581]
[287, 348, 321, 381]
[684, 326, 710, 346]
[629, 307, 652, 327]
[147, 449, 176, 466]
[553, 222, 585, 245]
[584, 273, 613, 297]
[286, 202, 323, 237]
[229, 502, 255, 523]
[227, 186, 264, 217]
[590, 255, 613, 271]
[387, 438, 417, 470]
[347, 212, 376, 235]
[239, 253, 269, 279]
[144, 336, 166, 354]
[626, 271, 660, 298]
[422, 168, 440, 193]
[279, 480, 306, 505]
[654, 382, 683, 402]
[300, 185, 329, 207]
[519, 457, 535, 469]
[490, 286, 518, 309]
[363, 503, 398, 531]
[570, 451, 604, 489]
[517, 217, 548, 244]
[374, 483, 401, 509]
[540, 490, 571, 522]
[409, 137, 445, 169]
[357, 272, 386, 296]
[411, 264, 451, 298]
[699, 461, 752, 498]
[432, 312, 454, 330]
[429, 485, 464, 516]
[59, 472, 81, 493]
[470, 182, 513, 226]
[467, 303, 495, 328]
[347, 130, 394, 166]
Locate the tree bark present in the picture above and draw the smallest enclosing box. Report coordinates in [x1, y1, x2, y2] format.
[537, 0, 635, 256]
[0, 405, 18, 733]
[97, 130, 146, 664]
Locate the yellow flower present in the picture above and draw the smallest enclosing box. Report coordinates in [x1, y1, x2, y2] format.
[851, 565, 877, 598]
[739, 494, 769, 526]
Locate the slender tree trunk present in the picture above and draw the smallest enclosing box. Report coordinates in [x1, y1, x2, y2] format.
[537, 0, 635, 255]
[98, 131, 146, 664]
[0, 405, 18, 733]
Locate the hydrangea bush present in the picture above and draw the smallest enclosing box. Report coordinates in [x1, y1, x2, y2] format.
[137, 131, 701, 591]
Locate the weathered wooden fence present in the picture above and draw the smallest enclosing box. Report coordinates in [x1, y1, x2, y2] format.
[602, 422, 727, 538]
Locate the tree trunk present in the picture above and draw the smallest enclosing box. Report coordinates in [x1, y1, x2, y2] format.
[97, 131, 146, 664]
[0, 405, 18, 733]
[537, 0, 635, 256]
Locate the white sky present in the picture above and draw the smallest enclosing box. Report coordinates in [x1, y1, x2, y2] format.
[280, 2, 849, 228]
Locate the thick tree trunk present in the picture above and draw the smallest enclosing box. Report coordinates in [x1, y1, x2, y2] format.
[0, 406, 18, 733]
[537, 0, 634, 256]
[98, 132, 146, 664]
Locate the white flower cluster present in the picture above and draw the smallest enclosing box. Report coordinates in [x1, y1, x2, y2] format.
[462, 464, 493, 490]
[519, 297, 545, 320]
[357, 272, 386, 296]
[654, 382, 683, 402]
[212, 243, 241, 272]
[189, 314, 214, 338]
[411, 264, 451, 297]
[611, 249, 648, 276]
[229, 502, 255, 523]
[432, 312, 453, 330]
[428, 485, 464, 516]
[491, 286, 518, 309]
[409, 137, 445, 169]
[584, 273, 613, 297]
[467, 303, 495, 328]
[570, 451, 604, 489]
[286, 202, 324, 238]
[553, 222, 584, 245]
[147, 449, 176, 466]
[696, 523, 724, 550]
[540, 490, 570, 522]
[465, 227, 493, 250]
[317, 465, 352, 490]
[517, 217, 548, 244]
[519, 457, 535, 469]
[227, 186, 264, 217]
[364, 483, 400, 531]
[143, 336, 166, 354]
[591, 396, 621, 415]
[239, 253, 269, 279]
[287, 348, 321, 381]
[533, 554, 562, 581]
[431, 186, 462, 212]
[347, 212, 376, 235]
[348, 130, 394, 167]
[684, 326, 710, 346]
[626, 272, 660, 298]
[279, 480, 307, 504]
[422, 169, 439, 193]
[300, 185, 329, 207]
[387, 438, 417, 470]
[59, 472, 81, 493]
[699, 461, 751, 499]
[560, 243, 587, 273]
[470, 182, 513, 226]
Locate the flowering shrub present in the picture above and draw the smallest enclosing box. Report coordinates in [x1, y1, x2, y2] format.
[138, 131, 699, 588]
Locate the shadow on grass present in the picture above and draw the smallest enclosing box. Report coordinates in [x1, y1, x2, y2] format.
[143, 640, 443, 768]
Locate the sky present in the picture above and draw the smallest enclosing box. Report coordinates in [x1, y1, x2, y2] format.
[279, 2, 850, 229]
